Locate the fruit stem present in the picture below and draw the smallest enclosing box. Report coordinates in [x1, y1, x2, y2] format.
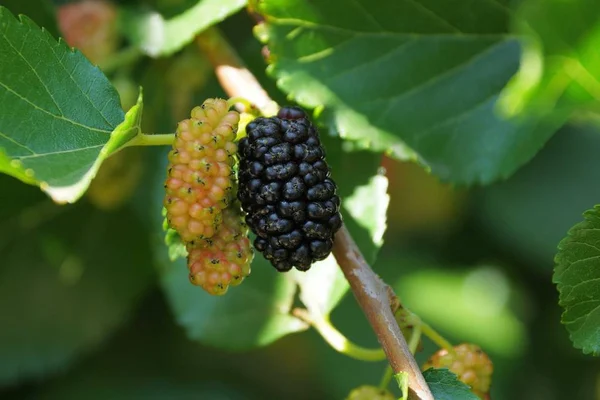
[227, 96, 256, 114]
[408, 323, 422, 355]
[125, 133, 175, 147]
[420, 322, 455, 354]
[196, 27, 279, 117]
[293, 308, 386, 362]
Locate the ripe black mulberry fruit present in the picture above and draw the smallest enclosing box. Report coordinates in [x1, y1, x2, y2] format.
[187, 202, 253, 295]
[164, 98, 240, 243]
[423, 343, 493, 399]
[237, 106, 342, 272]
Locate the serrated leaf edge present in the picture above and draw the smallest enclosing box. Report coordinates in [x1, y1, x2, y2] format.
[553, 203, 600, 355]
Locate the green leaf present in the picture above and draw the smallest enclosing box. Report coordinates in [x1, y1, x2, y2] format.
[0, 175, 153, 384]
[423, 368, 479, 400]
[142, 148, 307, 349]
[160, 255, 308, 349]
[345, 173, 389, 250]
[40, 90, 143, 203]
[0, 148, 35, 185]
[121, 0, 247, 57]
[0, 7, 140, 203]
[289, 256, 347, 317]
[554, 204, 600, 355]
[163, 222, 188, 262]
[500, 0, 600, 119]
[258, 0, 564, 184]
[288, 134, 388, 317]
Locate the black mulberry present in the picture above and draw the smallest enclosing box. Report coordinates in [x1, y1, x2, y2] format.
[237, 106, 342, 272]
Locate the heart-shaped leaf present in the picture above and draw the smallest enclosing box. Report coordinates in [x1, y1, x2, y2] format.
[0, 7, 145, 203]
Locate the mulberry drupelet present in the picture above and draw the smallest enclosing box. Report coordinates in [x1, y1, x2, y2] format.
[187, 202, 253, 295]
[237, 106, 342, 272]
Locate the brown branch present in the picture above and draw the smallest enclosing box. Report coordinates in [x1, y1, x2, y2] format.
[196, 28, 277, 117]
[332, 226, 433, 399]
[196, 26, 433, 400]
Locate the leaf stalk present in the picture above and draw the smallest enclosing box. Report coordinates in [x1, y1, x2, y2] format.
[125, 133, 175, 148]
[293, 308, 386, 362]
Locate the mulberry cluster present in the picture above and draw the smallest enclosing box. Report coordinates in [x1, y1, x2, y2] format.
[423, 343, 493, 399]
[187, 203, 253, 295]
[164, 98, 239, 243]
[163, 98, 253, 295]
[237, 106, 342, 272]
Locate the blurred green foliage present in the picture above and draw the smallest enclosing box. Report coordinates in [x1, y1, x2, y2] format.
[1, 0, 600, 399]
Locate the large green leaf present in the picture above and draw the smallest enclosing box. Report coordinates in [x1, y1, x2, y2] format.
[423, 368, 479, 400]
[0, 175, 154, 385]
[142, 148, 307, 349]
[500, 0, 600, 118]
[0, 7, 143, 203]
[121, 0, 247, 57]
[257, 0, 563, 184]
[554, 205, 600, 355]
[289, 133, 388, 317]
[160, 254, 308, 349]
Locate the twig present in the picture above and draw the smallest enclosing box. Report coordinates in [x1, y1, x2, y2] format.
[332, 227, 433, 399]
[196, 27, 433, 400]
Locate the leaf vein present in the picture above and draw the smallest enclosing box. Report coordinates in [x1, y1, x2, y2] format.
[17, 144, 104, 159]
[564, 303, 600, 325]
[0, 130, 35, 155]
[48, 42, 115, 128]
[566, 241, 600, 254]
[414, 94, 498, 146]
[326, 40, 416, 84]
[373, 39, 510, 123]
[270, 17, 510, 39]
[0, 28, 64, 116]
[567, 276, 600, 292]
[0, 81, 112, 135]
[351, 0, 385, 30]
[402, 0, 462, 33]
